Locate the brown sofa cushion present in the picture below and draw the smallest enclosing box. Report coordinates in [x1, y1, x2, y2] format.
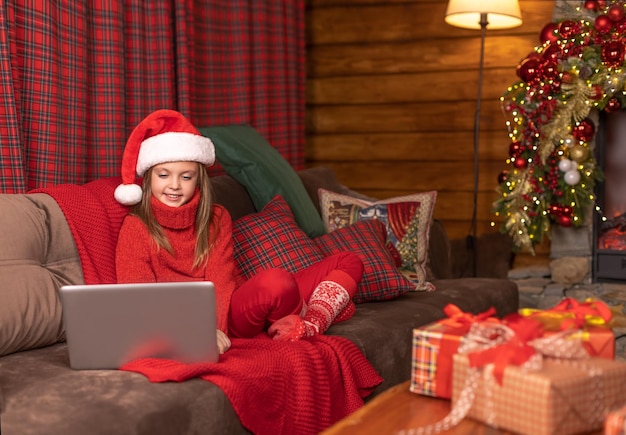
[0, 194, 83, 356]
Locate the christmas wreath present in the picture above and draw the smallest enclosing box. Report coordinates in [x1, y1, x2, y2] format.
[493, 0, 626, 253]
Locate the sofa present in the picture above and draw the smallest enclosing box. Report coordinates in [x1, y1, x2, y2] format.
[0, 165, 518, 435]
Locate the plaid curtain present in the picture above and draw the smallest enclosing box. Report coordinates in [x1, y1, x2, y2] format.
[0, 0, 304, 193]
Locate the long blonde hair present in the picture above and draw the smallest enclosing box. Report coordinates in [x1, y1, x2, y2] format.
[132, 163, 215, 270]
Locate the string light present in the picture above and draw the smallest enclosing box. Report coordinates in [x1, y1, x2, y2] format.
[493, 2, 618, 251]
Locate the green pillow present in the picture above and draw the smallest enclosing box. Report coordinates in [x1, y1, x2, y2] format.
[199, 125, 326, 238]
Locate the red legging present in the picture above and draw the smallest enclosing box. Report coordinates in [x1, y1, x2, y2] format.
[228, 252, 363, 338]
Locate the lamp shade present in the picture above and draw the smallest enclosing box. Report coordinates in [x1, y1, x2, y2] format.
[445, 0, 522, 30]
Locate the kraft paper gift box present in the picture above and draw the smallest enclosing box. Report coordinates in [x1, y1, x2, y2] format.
[519, 297, 615, 359]
[410, 304, 497, 399]
[451, 354, 626, 435]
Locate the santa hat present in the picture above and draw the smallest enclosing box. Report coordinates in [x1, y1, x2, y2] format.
[114, 109, 215, 205]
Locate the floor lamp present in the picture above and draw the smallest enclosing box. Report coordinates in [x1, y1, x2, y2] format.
[444, 0, 522, 276]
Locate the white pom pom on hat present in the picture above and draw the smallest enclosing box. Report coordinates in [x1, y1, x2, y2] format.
[114, 109, 215, 205]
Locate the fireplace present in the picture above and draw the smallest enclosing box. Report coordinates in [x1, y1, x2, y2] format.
[593, 110, 626, 283]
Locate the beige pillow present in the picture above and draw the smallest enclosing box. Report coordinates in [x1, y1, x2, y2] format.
[0, 194, 83, 356]
[318, 188, 437, 291]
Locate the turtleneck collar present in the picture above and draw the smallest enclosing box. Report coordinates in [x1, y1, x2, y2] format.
[151, 189, 200, 230]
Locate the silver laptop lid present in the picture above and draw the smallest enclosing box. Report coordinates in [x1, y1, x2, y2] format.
[59, 281, 218, 370]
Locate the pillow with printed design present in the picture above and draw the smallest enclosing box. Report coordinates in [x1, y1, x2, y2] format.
[314, 219, 416, 303]
[318, 188, 437, 291]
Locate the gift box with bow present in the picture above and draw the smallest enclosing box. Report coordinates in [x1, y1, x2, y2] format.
[410, 304, 498, 399]
[519, 297, 615, 359]
[450, 317, 626, 435]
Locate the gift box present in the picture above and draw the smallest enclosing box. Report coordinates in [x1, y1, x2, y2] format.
[519, 298, 615, 359]
[410, 321, 465, 398]
[452, 353, 626, 435]
[410, 304, 496, 399]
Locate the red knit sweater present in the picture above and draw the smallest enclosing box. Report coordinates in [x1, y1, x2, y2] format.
[115, 192, 243, 333]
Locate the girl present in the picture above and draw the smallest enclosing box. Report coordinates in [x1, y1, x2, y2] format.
[114, 109, 363, 354]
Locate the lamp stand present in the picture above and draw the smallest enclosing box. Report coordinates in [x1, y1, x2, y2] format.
[468, 12, 488, 277]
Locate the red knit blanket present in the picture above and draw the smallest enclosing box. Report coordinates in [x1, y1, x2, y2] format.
[34, 178, 383, 434]
[121, 335, 382, 434]
[31, 177, 129, 284]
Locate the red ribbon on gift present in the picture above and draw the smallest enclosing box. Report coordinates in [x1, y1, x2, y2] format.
[464, 310, 595, 385]
[441, 304, 497, 334]
[466, 314, 545, 385]
[435, 304, 498, 397]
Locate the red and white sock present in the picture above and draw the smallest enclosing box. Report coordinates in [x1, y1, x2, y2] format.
[269, 270, 357, 341]
[302, 280, 350, 336]
[302, 269, 357, 336]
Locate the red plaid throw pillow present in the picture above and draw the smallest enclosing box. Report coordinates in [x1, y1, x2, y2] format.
[232, 195, 325, 278]
[314, 219, 415, 304]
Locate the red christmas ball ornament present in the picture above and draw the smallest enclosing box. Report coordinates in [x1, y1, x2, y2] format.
[608, 4, 625, 22]
[558, 20, 579, 39]
[509, 141, 522, 158]
[542, 44, 562, 62]
[606, 97, 622, 112]
[616, 18, 626, 34]
[572, 118, 596, 142]
[584, 0, 599, 11]
[542, 61, 559, 80]
[549, 204, 561, 215]
[595, 15, 613, 33]
[498, 170, 509, 184]
[517, 57, 543, 83]
[540, 22, 560, 43]
[557, 215, 573, 227]
[602, 40, 626, 67]
[513, 157, 528, 170]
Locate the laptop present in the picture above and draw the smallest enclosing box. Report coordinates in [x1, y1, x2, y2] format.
[59, 281, 219, 370]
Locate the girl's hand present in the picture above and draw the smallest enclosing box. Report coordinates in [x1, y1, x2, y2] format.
[216, 329, 231, 354]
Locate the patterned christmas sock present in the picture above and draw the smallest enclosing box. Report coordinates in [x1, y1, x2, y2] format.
[269, 270, 357, 341]
[302, 269, 356, 337]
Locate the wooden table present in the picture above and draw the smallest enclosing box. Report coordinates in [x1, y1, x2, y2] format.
[322, 380, 603, 435]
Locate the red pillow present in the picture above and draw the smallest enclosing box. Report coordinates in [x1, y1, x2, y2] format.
[314, 219, 415, 304]
[232, 195, 325, 278]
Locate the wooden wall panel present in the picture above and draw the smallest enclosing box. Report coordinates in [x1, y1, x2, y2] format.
[305, 0, 556, 270]
[307, 68, 518, 103]
[307, 99, 505, 133]
[305, 130, 512, 161]
[307, 35, 540, 77]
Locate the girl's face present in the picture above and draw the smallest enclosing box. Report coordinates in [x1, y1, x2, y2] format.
[150, 161, 199, 207]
